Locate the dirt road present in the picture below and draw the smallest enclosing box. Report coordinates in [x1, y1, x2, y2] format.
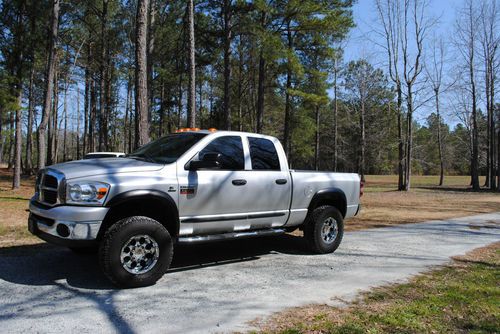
[0, 213, 498, 333]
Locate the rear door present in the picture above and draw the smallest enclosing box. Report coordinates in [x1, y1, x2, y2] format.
[241, 136, 291, 228]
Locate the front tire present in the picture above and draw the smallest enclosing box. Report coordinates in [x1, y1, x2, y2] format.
[304, 205, 344, 254]
[99, 216, 173, 288]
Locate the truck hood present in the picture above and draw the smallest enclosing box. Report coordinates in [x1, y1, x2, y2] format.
[48, 158, 164, 180]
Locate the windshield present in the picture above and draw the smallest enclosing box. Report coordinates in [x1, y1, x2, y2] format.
[127, 133, 207, 164]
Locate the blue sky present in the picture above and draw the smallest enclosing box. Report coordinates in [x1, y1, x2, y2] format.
[344, 0, 460, 63]
[341, 0, 467, 127]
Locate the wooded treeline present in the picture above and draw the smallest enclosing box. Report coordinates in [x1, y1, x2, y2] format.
[0, 0, 499, 191]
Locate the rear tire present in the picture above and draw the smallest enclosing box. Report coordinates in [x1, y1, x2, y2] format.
[99, 216, 173, 288]
[304, 205, 344, 254]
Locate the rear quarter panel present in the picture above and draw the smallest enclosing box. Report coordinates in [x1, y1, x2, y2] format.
[287, 171, 360, 226]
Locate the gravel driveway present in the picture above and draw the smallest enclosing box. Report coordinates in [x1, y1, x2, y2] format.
[0, 212, 499, 333]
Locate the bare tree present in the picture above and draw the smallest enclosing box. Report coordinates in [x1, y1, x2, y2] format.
[37, 0, 60, 169]
[332, 51, 341, 172]
[479, 0, 499, 189]
[187, 0, 196, 128]
[11, 0, 25, 189]
[455, 0, 480, 190]
[376, 0, 405, 190]
[222, 0, 233, 130]
[135, 0, 150, 147]
[425, 38, 447, 186]
[401, 0, 428, 191]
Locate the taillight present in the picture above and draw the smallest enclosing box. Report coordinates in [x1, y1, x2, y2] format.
[360, 180, 364, 197]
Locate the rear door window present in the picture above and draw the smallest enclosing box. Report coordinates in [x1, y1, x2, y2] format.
[248, 137, 280, 171]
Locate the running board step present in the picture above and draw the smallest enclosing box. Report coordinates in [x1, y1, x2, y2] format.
[177, 228, 286, 244]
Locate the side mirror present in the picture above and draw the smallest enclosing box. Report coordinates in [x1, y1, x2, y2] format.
[188, 152, 222, 170]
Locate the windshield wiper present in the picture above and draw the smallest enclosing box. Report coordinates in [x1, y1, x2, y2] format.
[126, 153, 157, 163]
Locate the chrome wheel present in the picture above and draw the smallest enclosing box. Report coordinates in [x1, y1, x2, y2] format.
[321, 217, 338, 244]
[120, 234, 159, 274]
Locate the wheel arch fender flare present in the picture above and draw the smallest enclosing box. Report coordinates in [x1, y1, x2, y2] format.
[102, 189, 179, 238]
[307, 188, 347, 218]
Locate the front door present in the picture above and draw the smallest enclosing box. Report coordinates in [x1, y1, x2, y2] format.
[177, 135, 251, 235]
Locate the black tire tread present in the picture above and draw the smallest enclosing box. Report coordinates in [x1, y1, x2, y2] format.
[99, 216, 173, 287]
[304, 205, 344, 254]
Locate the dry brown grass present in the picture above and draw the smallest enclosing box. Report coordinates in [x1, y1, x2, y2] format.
[349, 175, 500, 231]
[0, 169, 499, 247]
[0, 168, 39, 247]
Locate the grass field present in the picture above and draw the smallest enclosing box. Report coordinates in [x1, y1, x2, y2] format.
[257, 243, 500, 333]
[0, 168, 499, 247]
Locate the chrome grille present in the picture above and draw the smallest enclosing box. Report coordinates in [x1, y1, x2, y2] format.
[37, 169, 65, 206]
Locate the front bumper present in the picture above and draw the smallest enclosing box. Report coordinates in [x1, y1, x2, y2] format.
[28, 200, 109, 246]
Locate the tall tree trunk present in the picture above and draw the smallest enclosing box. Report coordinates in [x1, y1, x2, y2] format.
[237, 39, 243, 131]
[105, 61, 113, 148]
[62, 82, 68, 161]
[256, 50, 265, 133]
[484, 66, 490, 187]
[314, 105, 320, 171]
[125, 75, 131, 151]
[13, 1, 24, 189]
[396, 85, 405, 190]
[37, 0, 60, 169]
[198, 74, 203, 129]
[222, 0, 232, 130]
[469, 57, 480, 190]
[26, 63, 35, 174]
[333, 57, 338, 172]
[434, 89, 444, 186]
[98, 0, 108, 152]
[487, 60, 496, 189]
[48, 64, 59, 166]
[127, 73, 133, 152]
[187, 0, 196, 128]
[256, 12, 267, 133]
[491, 70, 497, 189]
[51, 68, 59, 164]
[147, 0, 155, 123]
[360, 99, 366, 182]
[89, 77, 97, 152]
[177, 70, 183, 129]
[13, 90, 23, 189]
[76, 84, 80, 159]
[283, 21, 293, 158]
[8, 112, 14, 169]
[135, 0, 150, 147]
[158, 79, 164, 137]
[405, 89, 413, 191]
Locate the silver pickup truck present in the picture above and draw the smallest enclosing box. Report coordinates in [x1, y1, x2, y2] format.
[29, 130, 362, 287]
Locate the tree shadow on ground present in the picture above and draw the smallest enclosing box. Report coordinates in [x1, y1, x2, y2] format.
[0, 233, 309, 290]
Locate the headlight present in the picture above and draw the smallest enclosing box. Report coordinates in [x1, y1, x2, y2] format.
[66, 181, 110, 205]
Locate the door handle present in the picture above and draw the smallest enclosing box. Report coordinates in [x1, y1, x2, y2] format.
[232, 179, 247, 186]
[275, 179, 288, 185]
